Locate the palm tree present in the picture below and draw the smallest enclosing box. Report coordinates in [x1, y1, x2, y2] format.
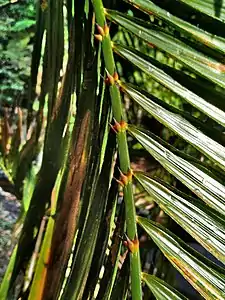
[1, 0, 225, 299]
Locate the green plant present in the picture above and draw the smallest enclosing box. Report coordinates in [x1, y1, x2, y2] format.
[0, 0, 35, 105]
[1, 0, 225, 299]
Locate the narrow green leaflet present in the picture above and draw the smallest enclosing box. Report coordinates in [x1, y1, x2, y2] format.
[28, 167, 63, 300]
[138, 217, 225, 300]
[135, 172, 225, 263]
[106, 10, 225, 88]
[129, 123, 224, 181]
[128, 125, 225, 216]
[142, 273, 188, 300]
[114, 44, 225, 127]
[0, 245, 18, 299]
[125, 0, 225, 54]
[122, 83, 225, 171]
[177, 0, 225, 22]
[22, 165, 38, 213]
[125, 82, 225, 145]
[154, 179, 225, 227]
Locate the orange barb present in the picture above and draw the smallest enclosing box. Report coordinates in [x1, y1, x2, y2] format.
[123, 234, 139, 253]
[110, 118, 121, 133]
[96, 23, 105, 36]
[110, 119, 128, 133]
[120, 119, 128, 131]
[107, 73, 115, 85]
[94, 34, 103, 42]
[96, 23, 109, 39]
[104, 24, 110, 36]
[113, 72, 119, 82]
[113, 176, 125, 187]
[41, 0, 48, 11]
[118, 168, 133, 187]
[105, 69, 119, 86]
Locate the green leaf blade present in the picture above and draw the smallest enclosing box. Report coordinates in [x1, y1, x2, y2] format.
[142, 273, 188, 300]
[125, 0, 225, 54]
[177, 0, 225, 22]
[135, 172, 225, 264]
[138, 217, 225, 300]
[114, 44, 225, 127]
[107, 10, 225, 88]
[128, 125, 225, 216]
[122, 83, 225, 171]
[0, 245, 18, 299]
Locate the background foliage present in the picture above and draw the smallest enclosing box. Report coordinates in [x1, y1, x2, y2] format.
[0, 0, 35, 106]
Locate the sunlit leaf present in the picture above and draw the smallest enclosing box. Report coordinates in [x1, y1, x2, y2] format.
[177, 0, 225, 22]
[137, 217, 225, 300]
[142, 273, 188, 300]
[125, 0, 225, 54]
[128, 125, 225, 216]
[122, 83, 225, 171]
[106, 10, 225, 88]
[136, 172, 225, 264]
[114, 44, 225, 127]
[124, 82, 225, 145]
